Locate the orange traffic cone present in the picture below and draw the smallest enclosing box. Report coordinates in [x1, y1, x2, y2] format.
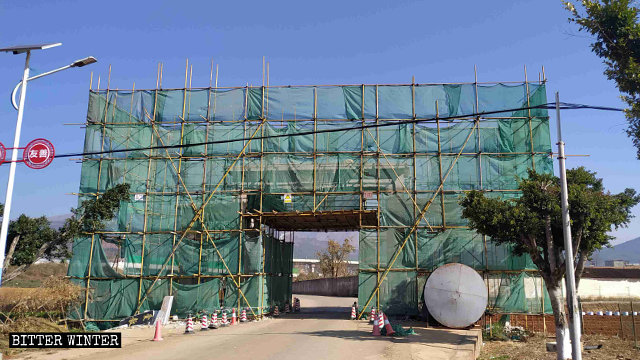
[372, 313, 381, 336]
[152, 320, 163, 341]
[383, 313, 395, 336]
[231, 308, 237, 325]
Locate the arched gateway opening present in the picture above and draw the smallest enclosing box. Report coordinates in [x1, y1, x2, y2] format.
[68, 75, 553, 327]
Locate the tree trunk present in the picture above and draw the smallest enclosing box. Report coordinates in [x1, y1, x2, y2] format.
[574, 249, 588, 290]
[1, 240, 50, 285]
[2, 235, 20, 272]
[547, 283, 572, 360]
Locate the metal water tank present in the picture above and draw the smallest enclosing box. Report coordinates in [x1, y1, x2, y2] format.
[424, 263, 487, 328]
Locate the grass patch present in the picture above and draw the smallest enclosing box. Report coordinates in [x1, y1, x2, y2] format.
[3, 262, 68, 288]
[0, 276, 85, 356]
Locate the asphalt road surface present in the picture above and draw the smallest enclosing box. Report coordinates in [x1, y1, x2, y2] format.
[19, 295, 480, 360]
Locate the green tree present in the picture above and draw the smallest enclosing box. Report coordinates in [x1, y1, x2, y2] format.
[2, 184, 130, 284]
[316, 239, 356, 278]
[459, 168, 637, 360]
[564, 0, 640, 158]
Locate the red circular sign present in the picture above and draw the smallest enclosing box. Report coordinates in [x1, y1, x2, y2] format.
[0, 142, 5, 165]
[23, 138, 55, 169]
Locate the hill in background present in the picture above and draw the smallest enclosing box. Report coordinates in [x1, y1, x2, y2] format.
[292, 231, 358, 260]
[592, 237, 640, 265]
[48, 213, 71, 229]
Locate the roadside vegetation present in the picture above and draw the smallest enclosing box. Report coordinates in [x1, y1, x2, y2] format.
[460, 167, 638, 359]
[294, 238, 355, 282]
[0, 184, 130, 356]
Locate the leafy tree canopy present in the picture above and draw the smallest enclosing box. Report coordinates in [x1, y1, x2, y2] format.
[316, 239, 356, 278]
[460, 167, 638, 284]
[565, 0, 640, 158]
[2, 184, 130, 283]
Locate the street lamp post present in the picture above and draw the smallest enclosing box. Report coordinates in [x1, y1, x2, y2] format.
[556, 92, 582, 360]
[0, 43, 97, 285]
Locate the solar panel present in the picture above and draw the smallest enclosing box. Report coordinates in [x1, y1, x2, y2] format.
[0, 43, 61, 54]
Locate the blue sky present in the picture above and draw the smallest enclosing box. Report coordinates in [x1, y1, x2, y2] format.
[0, 0, 638, 244]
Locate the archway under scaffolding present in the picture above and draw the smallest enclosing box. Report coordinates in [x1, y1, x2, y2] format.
[67, 73, 554, 327]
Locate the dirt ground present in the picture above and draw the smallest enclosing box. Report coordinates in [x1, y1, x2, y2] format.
[479, 334, 639, 360]
[8, 295, 481, 360]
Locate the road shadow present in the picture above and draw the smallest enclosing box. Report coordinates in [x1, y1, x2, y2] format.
[296, 325, 480, 347]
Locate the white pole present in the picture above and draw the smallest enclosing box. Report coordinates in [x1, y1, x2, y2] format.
[555, 92, 582, 360]
[0, 50, 31, 285]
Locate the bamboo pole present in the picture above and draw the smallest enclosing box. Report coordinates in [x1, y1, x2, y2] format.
[359, 84, 365, 229]
[436, 101, 446, 228]
[412, 76, 419, 304]
[524, 65, 536, 171]
[619, 303, 624, 338]
[375, 84, 380, 310]
[259, 71, 266, 316]
[84, 65, 112, 320]
[136, 64, 160, 310]
[631, 299, 637, 348]
[313, 87, 317, 211]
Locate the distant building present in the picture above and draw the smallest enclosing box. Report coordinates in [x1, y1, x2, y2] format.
[604, 260, 627, 268]
[292, 258, 358, 278]
[584, 259, 597, 267]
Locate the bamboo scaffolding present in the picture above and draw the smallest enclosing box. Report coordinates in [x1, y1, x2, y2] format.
[134, 119, 266, 315]
[357, 120, 478, 320]
[76, 69, 550, 321]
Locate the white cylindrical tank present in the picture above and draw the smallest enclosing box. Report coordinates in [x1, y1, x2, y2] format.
[424, 263, 487, 328]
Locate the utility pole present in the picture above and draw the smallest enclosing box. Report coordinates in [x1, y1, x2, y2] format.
[555, 92, 582, 360]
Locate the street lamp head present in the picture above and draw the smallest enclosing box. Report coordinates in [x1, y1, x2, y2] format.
[0, 43, 62, 54]
[70, 56, 97, 68]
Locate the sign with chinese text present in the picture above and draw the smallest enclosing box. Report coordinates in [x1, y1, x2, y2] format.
[23, 138, 54, 169]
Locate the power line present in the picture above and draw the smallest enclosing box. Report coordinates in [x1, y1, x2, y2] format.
[2, 101, 625, 161]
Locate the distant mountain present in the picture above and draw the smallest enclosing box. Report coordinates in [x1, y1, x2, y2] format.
[293, 231, 359, 261]
[48, 213, 72, 229]
[592, 237, 640, 265]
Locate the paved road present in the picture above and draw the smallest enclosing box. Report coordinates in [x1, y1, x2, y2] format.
[20, 295, 480, 360]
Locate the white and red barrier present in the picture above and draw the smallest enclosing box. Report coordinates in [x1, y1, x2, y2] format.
[185, 315, 194, 334]
[200, 314, 209, 331]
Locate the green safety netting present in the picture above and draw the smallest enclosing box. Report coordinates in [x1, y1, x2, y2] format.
[69, 82, 553, 322]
